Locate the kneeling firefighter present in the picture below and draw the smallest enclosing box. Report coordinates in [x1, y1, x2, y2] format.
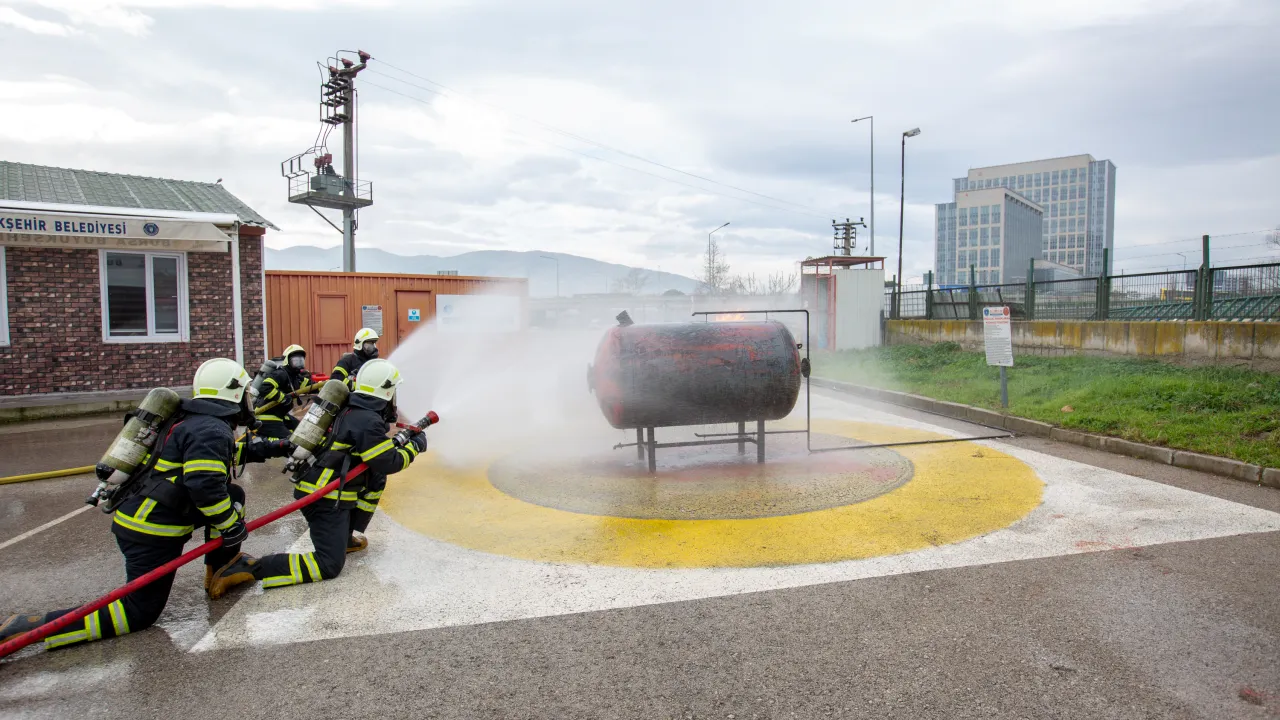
[0, 359, 295, 648]
[330, 328, 379, 389]
[209, 359, 427, 596]
[254, 344, 315, 440]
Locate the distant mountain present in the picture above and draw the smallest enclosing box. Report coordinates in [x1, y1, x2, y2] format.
[265, 246, 700, 298]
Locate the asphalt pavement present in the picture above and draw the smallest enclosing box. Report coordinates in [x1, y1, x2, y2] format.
[0, 391, 1277, 720]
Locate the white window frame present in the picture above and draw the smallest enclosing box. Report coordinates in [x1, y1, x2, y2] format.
[0, 246, 9, 346]
[99, 249, 190, 344]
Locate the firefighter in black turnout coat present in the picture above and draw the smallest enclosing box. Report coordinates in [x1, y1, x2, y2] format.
[331, 327, 380, 389]
[0, 359, 294, 648]
[254, 344, 315, 440]
[208, 358, 426, 596]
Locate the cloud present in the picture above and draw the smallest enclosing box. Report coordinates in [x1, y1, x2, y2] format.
[2, 0, 1277, 284]
[8, 0, 414, 36]
[0, 6, 78, 35]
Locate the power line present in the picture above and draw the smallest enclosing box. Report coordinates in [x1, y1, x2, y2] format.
[369, 60, 841, 218]
[361, 78, 837, 221]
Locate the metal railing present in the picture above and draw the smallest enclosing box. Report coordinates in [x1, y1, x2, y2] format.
[887, 258, 1280, 323]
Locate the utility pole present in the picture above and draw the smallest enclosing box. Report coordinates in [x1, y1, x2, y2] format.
[897, 127, 921, 319]
[851, 116, 874, 256]
[831, 217, 866, 256]
[281, 49, 373, 273]
[335, 54, 370, 272]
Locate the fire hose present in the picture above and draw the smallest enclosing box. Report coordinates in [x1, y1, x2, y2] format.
[0, 464, 364, 660]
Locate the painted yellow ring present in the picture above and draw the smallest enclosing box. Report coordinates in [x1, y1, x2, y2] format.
[381, 420, 1043, 568]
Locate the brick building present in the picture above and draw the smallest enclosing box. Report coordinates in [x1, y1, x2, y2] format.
[0, 162, 274, 404]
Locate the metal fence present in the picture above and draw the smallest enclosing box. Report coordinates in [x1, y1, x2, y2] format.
[885, 260, 1280, 322]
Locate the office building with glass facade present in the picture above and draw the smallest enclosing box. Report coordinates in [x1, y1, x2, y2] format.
[935, 154, 1117, 284]
[935, 188, 1043, 286]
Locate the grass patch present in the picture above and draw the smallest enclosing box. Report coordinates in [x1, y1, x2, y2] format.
[815, 343, 1280, 468]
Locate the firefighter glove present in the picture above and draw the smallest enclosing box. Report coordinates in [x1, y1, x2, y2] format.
[409, 431, 428, 454]
[220, 515, 249, 547]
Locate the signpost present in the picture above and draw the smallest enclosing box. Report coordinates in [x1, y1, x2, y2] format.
[982, 306, 1013, 408]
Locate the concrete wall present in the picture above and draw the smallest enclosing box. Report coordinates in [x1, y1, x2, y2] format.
[886, 319, 1280, 367]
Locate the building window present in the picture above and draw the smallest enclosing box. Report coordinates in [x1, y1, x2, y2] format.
[980, 249, 990, 267]
[992, 226, 1001, 243]
[1052, 170, 1060, 185]
[100, 250, 188, 343]
[991, 249, 1001, 268]
[958, 212, 967, 227]
[980, 206, 990, 224]
[969, 207, 979, 224]
[992, 205, 1001, 224]
[0, 246, 8, 347]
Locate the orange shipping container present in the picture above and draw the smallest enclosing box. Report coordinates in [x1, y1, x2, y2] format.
[264, 271, 528, 372]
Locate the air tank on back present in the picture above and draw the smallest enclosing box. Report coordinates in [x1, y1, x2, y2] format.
[589, 318, 803, 430]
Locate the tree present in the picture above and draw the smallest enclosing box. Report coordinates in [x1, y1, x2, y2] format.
[612, 268, 650, 295]
[1267, 226, 1280, 250]
[700, 235, 732, 294]
[662, 288, 686, 296]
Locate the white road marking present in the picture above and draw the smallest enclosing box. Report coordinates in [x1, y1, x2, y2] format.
[0, 505, 92, 553]
[192, 397, 1280, 652]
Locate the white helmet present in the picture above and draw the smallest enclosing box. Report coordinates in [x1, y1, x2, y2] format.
[354, 358, 402, 402]
[193, 358, 252, 404]
[353, 328, 379, 351]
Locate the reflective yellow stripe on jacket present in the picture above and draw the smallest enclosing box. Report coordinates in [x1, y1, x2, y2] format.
[296, 468, 359, 502]
[112, 498, 194, 538]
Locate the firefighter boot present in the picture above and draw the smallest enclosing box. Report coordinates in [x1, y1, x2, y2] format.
[207, 553, 262, 600]
[346, 532, 368, 554]
[0, 613, 47, 642]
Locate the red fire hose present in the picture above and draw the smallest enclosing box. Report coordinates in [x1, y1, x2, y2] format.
[0, 463, 367, 660]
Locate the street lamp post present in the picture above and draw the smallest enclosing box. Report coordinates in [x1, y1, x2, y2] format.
[851, 116, 874, 256]
[896, 128, 921, 319]
[707, 222, 730, 292]
[540, 255, 560, 297]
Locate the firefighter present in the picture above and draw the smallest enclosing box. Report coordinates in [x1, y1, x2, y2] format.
[254, 344, 315, 440]
[0, 359, 295, 648]
[208, 359, 426, 596]
[331, 328, 380, 389]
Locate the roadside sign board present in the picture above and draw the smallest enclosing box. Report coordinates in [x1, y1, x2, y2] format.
[982, 306, 1014, 367]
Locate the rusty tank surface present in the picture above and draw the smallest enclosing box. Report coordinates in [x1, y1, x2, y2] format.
[589, 319, 803, 430]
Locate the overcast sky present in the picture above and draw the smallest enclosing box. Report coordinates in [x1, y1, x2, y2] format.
[3, 0, 1277, 281]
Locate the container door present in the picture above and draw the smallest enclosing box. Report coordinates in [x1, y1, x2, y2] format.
[314, 293, 350, 373]
[395, 290, 435, 348]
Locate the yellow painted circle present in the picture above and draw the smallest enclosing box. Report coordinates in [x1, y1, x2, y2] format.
[381, 420, 1043, 568]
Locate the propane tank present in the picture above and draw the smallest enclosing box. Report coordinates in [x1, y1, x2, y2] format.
[87, 387, 182, 511]
[247, 358, 282, 403]
[283, 379, 350, 474]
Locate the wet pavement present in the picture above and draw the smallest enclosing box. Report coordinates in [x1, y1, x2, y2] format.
[1, 387, 1279, 719]
[0, 415, 120, 478]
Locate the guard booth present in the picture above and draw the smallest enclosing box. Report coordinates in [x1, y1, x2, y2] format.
[265, 271, 528, 371]
[800, 256, 885, 350]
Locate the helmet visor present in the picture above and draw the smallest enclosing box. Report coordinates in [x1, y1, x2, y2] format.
[361, 341, 378, 357]
[289, 355, 306, 369]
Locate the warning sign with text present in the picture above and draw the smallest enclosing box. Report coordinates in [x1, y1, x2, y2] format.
[982, 306, 1014, 367]
[361, 305, 383, 334]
